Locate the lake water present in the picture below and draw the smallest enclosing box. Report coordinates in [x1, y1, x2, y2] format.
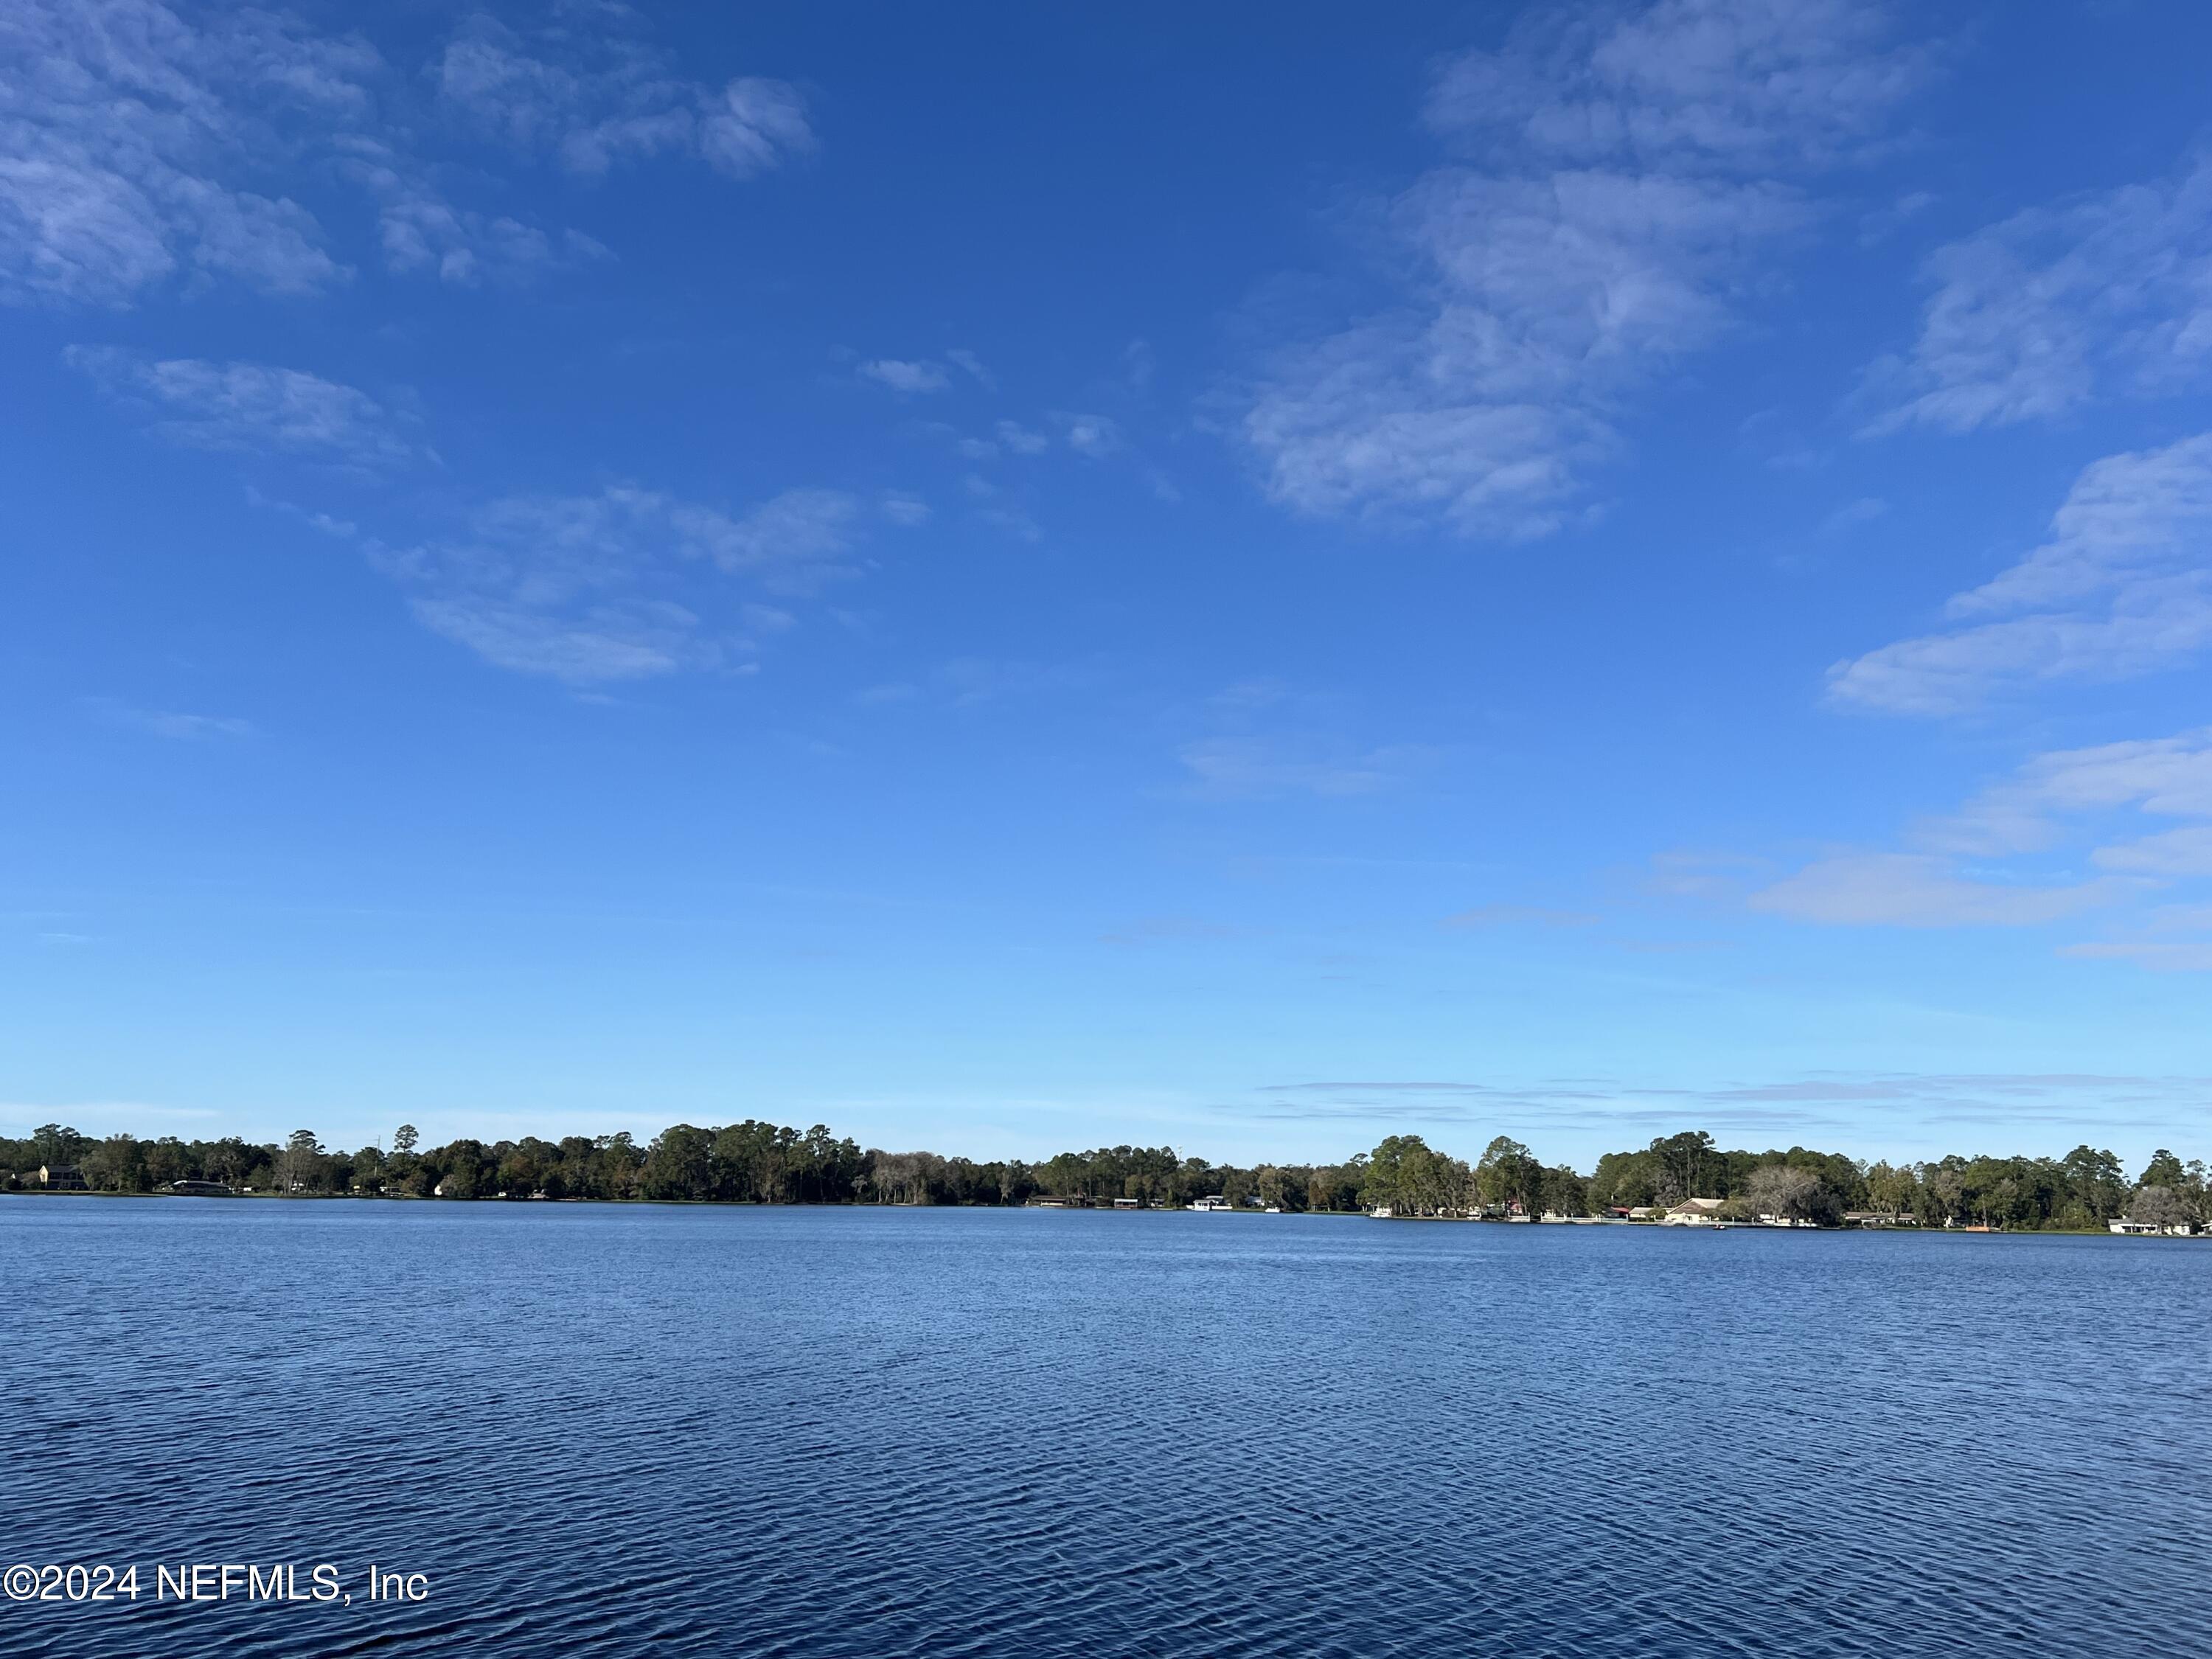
[4, 1200, 2208, 1658]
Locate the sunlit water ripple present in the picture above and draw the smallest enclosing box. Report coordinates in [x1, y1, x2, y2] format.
[4, 1200, 2207, 1657]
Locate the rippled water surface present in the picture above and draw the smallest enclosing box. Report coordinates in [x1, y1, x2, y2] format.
[4, 1200, 2208, 1658]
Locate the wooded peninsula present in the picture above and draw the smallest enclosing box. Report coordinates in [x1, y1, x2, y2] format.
[4, 1120, 2206, 1233]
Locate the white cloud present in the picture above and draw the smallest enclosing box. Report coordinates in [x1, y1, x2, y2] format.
[858, 358, 950, 394]
[945, 348, 992, 387]
[376, 484, 897, 684]
[1864, 156, 2212, 434]
[1748, 853, 2116, 927]
[1, 1, 800, 308]
[995, 420, 1049, 456]
[1921, 730, 2212, 858]
[1178, 737, 1428, 800]
[1427, 0, 1933, 172]
[335, 137, 608, 285]
[878, 492, 931, 527]
[1749, 728, 2212, 951]
[1818, 495, 1887, 535]
[1829, 434, 2212, 713]
[0, 0, 362, 305]
[1443, 903, 1601, 928]
[1242, 0, 1929, 538]
[2093, 826, 2212, 877]
[67, 347, 418, 465]
[669, 488, 866, 588]
[1177, 680, 1436, 799]
[2059, 941, 2212, 973]
[435, 18, 812, 182]
[1057, 411, 1123, 458]
[89, 700, 253, 740]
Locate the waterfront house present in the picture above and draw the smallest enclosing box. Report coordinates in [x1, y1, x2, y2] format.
[36, 1163, 86, 1190]
[1661, 1197, 1726, 1226]
[2109, 1219, 2163, 1235]
[1188, 1194, 1231, 1211]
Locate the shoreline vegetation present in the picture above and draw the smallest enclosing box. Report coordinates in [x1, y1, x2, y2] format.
[4, 1122, 2207, 1236]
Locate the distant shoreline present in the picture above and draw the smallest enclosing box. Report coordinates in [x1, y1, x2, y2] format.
[10, 1121, 2202, 1237]
[4, 1186, 2186, 1239]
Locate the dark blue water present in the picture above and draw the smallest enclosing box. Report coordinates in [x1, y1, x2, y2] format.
[4, 1200, 2207, 1658]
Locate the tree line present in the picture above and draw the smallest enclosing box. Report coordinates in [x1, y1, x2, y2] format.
[3, 1121, 2205, 1231]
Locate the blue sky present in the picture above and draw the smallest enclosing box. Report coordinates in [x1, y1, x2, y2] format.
[7, 0, 2212, 1168]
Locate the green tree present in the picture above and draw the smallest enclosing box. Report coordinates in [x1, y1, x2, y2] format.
[274, 1130, 327, 1194]
[1649, 1130, 1719, 1202]
[642, 1124, 714, 1201]
[1540, 1164, 1589, 1218]
[1865, 1160, 1921, 1217]
[1475, 1135, 1543, 1216]
[32, 1123, 91, 1167]
[84, 1133, 149, 1193]
[2140, 1149, 2187, 1188]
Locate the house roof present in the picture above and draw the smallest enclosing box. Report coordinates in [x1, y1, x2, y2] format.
[1672, 1197, 1725, 1214]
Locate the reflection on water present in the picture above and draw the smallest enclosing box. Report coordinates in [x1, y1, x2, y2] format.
[5, 1200, 2208, 1657]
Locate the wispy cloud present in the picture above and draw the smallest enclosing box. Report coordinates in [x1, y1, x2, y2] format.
[88, 699, 253, 740]
[2060, 941, 2212, 973]
[373, 484, 893, 684]
[1240, 0, 1931, 538]
[1745, 729, 2212, 953]
[1055, 412, 1123, 458]
[0, 0, 801, 308]
[1829, 433, 2212, 713]
[1443, 903, 1600, 928]
[435, 15, 812, 181]
[335, 139, 610, 286]
[858, 358, 950, 394]
[1173, 678, 1439, 799]
[945, 349, 992, 388]
[995, 420, 1049, 456]
[1242, 1070, 2212, 1141]
[67, 347, 420, 465]
[1178, 737, 1430, 800]
[0, 0, 360, 304]
[1098, 917, 1253, 946]
[1921, 730, 2212, 855]
[1863, 154, 2212, 434]
[1749, 852, 2118, 927]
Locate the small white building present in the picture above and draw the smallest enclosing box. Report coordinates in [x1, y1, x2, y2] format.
[1188, 1194, 1231, 1211]
[1661, 1197, 1726, 1227]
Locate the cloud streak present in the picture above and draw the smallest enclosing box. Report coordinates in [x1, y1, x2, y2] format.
[1829, 433, 2212, 714]
[371, 485, 891, 684]
[436, 18, 812, 181]
[1864, 155, 2212, 434]
[1241, 0, 1930, 538]
[1744, 729, 2212, 957]
[0, 0, 804, 307]
[67, 347, 420, 465]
